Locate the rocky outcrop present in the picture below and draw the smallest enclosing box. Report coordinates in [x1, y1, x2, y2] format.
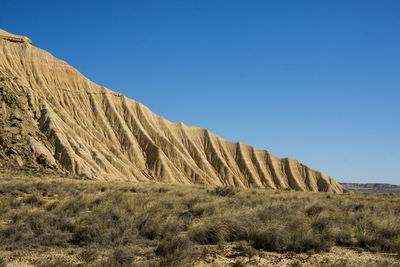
[0, 29, 32, 44]
[0, 29, 346, 193]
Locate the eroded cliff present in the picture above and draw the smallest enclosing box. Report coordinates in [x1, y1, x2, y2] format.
[0, 29, 345, 193]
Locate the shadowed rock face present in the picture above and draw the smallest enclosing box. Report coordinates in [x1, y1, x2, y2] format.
[0, 29, 345, 193]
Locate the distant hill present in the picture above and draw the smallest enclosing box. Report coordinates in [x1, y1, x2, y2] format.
[340, 183, 400, 193]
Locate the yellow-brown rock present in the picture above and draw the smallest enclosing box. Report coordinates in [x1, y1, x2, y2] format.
[0, 29, 345, 193]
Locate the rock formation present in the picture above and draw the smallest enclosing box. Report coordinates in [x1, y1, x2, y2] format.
[0, 29, 345, 193]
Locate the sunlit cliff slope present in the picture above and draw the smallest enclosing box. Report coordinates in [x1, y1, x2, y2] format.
[0, 29, 345, 193]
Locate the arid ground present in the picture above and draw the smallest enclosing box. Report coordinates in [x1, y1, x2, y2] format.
[0, 171, 399, 266]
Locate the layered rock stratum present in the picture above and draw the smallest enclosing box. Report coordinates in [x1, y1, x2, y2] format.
[0, 29, 345, 193]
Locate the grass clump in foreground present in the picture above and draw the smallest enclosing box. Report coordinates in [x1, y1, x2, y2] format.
[0, 173, 399, 266]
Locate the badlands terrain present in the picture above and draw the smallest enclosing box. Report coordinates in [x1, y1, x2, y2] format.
[0, 28, 344, 193]
[0, 29, 399, 266]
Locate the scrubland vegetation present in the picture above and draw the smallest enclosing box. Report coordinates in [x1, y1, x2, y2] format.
[0, 173, 399, 266]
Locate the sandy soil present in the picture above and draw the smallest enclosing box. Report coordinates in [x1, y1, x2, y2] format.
[0, 245, 399, 266]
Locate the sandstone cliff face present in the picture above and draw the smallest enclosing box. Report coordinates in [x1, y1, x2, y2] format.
[0, 29, 345, 193]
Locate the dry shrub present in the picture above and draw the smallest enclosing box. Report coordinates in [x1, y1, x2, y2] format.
[70, 225, 99, 246]
[155, 235, 193, 265]
[189, 202, 215, 217]
[136, 213, 161, 240]
[287, 232, 331, 253]
[235, 241, 257, 259]
[311, 217, 331, 233]
[212, 186, 236, 197]
[306, 204, 325, 217]
[249, 223, 331, 253]
[189, 218, 246, 244]
[248, 227, 288, 252]
[355, 216, 400, 253]
[159, 216, 186, 239]
[24, 193, 43, 205]
[189, 220, 226, 244]
[78, 248, 98, 263]
[101, 248, 135, 266]
[323, 225, 353, 246]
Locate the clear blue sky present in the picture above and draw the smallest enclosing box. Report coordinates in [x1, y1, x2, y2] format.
[2, 1, 399, 184]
